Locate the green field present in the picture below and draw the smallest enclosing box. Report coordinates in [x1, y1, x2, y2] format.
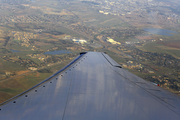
[7, 42, 32, 51]
[0, 58, 26, 71]
[56, 26, 82, 38]
[137, 42, 180, 58]
[79, 12, 130, 28]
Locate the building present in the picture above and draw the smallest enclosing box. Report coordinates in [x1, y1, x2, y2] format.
[106, 37, 121, 45]
[72, 39, 87, 44]
[28, 67, 38, 71]
[99, 10, 104, 13]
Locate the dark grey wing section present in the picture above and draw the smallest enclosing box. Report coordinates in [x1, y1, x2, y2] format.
[0, 52, 180, 120]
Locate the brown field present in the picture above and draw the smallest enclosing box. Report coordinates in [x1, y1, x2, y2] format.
[158, 41, 180, 49]
[99, 18, 117, 25]
[0, 92, 13, 103]
[51, 34, 66, 39]
[46, 38, 58, 41]
[34, 41, 50, 46]
[156, 45, 180, 51]
[35, 73, 40, 77]
[36, 34, 50, 40]
[135, 36, 153, 40]
[0, 38, 5, 41]
[59, 9, 74, 16]
[37, 33, 66, 41]
[16, 70, 30, 75]
[44, 33, 66, 39]
[35, 35, 45, 40]
[0, 72, 52, 103]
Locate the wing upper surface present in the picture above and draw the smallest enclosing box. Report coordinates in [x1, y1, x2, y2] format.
[0, 52, 180, 120]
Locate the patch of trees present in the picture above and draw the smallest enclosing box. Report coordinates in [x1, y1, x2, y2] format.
[3, 36, 10, 46]
[41, 30, 64, 35]
[43, 14, 77, 23]
[15, 23, 45, 30]
[38, 68, 52, 73]
[169, 84, 180, 91]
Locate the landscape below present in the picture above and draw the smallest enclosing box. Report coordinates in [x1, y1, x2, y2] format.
[0, 0, 180, 103]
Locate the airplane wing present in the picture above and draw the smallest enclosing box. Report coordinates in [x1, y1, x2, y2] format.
[0, 52, 180, 120]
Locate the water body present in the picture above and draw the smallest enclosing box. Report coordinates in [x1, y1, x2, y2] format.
[44, 50, 71, 55]
[143, 28, 178, 36]
[11, 50, 21, 52]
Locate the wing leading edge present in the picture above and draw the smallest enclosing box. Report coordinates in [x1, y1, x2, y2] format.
[0, 52, 180, 120]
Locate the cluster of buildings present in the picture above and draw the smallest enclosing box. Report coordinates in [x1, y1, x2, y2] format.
[94, 0, 180, 24]
[99, 10, 116, 15]
[106, 37, 121, 45]
[13, 31, 36, 47]
[122, 61, 142, 69]
[28, 67, 38, 71]
[72, 39, 87, 44]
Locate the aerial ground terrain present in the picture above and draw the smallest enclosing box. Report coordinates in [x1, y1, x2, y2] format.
[0, 0, 180, 103]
